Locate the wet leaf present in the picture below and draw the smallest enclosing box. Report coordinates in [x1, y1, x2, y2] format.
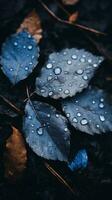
[23, 100, 70, 161]
[36, 48, 104, 99]
[17, 10, 42, 42]
[1, 31, 39, 84]
[4, 127, 27, 180]
[62, 87, 112, 135]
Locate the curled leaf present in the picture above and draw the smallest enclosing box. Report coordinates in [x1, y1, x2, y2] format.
[23, 100, 70, 161]
[36, 48, 104, 99]
[1, 31, 39, 84]
[62, 87, 112, 135]
[17, 10, 42, 42]
[4, 127, 27, 180]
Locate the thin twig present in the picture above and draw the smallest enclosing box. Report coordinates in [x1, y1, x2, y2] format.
[38, 0, 106, 35]
[0, 95, 23, 115]
[45, 162, 75, 195]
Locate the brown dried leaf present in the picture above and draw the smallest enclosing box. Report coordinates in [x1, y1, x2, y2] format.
[4, 127, 27, 180]
[69, 11, 79, 22]
[62, 0, 79, 5]
[17, 10, 42, 42]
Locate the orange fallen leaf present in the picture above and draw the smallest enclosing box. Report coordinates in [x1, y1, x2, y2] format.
[62, 0, 79, 5]
[4, 127, 27, 181]
[17, 10, 42, 42]
[69, 11, 79, 22]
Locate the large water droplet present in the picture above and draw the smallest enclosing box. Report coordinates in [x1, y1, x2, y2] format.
[76, 69, 83, 75]
[72, 55, 77, 59]
[54, 67, 62, 75]
[37, 127, 43, 135]
[81, 119, 88, 125]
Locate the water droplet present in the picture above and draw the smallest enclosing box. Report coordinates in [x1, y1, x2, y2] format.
[47, 76, 52, 81]
[72, 117, 78, 123]
[28, 45, 33, 50]
[59, 88, 62, 91]
[96, 124, 100, 128]
[32, 55, 35, 59]
[80, 58, 85, 63]
[54, 67, 62, 75]
[88, 59, 92, 63]
[99, 103, 104, 108]
[63, 51, 67, 55]
[37, 127, 43, 135]
[92, 100, 96, 104]
[31, 130, 35, 133]
[100, 98, 104, 102]
[41, 89, 46, 93]
[25, 67, 28, 71]
[47, 114, 51, 117]
[56, 114, 59, 118]
[49, 91, 53, 96]
[14, 42, 18, 46]
[99, 115, 105, 122]
[93, 63, 98, 68]
[67, 60, 72, 65]
[81, 119, 88, 125]
[28, 34, 31, 38]
[66, 113, 70, 117]
[83, 75, 88, 80]
[71, 54, 77, 60]
[10, 68, 13, 71]
[31, 124, 34, 127]
[77, 112, 81, 117]
[46, 63, 53, 69]
[23, 45, 26, 49]
[28, 115, 32, 119]
[80, 84, 84, 88]
[64, 89, 70, 94]
[29, 62, 33, 65]
[64, 127, 68, 132]
[76, 69, 83, 75]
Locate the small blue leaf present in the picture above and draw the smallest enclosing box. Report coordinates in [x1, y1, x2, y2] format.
[68, 149, 88, 171]
[62, 87, 112, 135]
[23, 100, 70, 161]
[36, 48, 104, 99]
[1, 31, 39, 84]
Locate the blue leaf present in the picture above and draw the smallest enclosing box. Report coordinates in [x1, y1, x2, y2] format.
[62, 87, 112, 135]
[1, 31, 39, 84]
[23, 100, 70, 161]
[68, 149, 88, 171]
[36, 48, 104, 99]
